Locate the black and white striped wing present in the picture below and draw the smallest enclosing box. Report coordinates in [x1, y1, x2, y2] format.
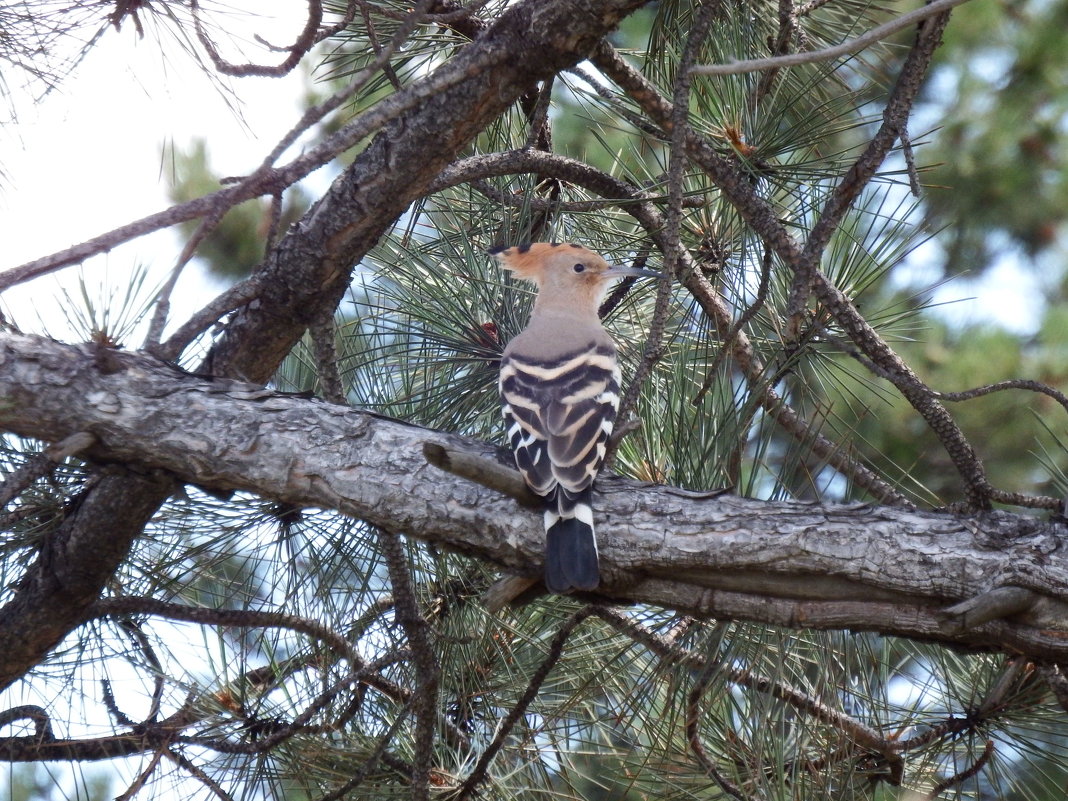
[500, 352, 556, 497]
[499, 343, 620, 497]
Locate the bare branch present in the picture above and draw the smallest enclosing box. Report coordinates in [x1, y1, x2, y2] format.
[376, 528, 439, 801]
[0, 19, 506, 295]
[191, 0, 322, 78]
[690, 0, 974, 76]
[422, 442, 542, 509]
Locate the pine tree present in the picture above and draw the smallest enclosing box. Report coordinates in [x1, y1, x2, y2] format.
[1, 2, 1067, 800]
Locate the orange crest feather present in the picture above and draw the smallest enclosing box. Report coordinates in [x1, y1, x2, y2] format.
[489, 242, 590, 279]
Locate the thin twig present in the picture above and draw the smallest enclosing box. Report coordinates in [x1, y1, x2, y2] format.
[900, 127, 922, 197]
[114, 747, 168, 801]
[316, 0, 360, 41]
[690, 0, 974, 76]
[523, 78, 554, 151]
[825, 327, 1068, 412]
[144, 208, 228, 351]
[163, 746, 236, 801]
[977, 657, 1031, 716]
[686, 646, 752, 801]
[258, 0, 438, 171]
[191, 0, 322, 77]
[359, 0, 403, 90]
[117, 617, 165, 724]
[922, 739, 995, 800]
[376, 528, 439, 801]
[692, 245, 773, 405]
[785, 10, 987, 503]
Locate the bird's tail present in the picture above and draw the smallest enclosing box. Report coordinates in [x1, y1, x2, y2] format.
[543, 486, 600, 593]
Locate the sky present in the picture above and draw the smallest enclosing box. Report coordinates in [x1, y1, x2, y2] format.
[0, 2, 313, 342]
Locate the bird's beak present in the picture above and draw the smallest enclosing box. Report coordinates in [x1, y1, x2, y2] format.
[605, 264, 661, 279]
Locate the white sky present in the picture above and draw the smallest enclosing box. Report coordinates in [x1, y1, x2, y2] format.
[0, 2, 313, 341]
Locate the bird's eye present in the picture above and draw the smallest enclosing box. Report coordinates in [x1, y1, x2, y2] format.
[572, 263, 586, 273]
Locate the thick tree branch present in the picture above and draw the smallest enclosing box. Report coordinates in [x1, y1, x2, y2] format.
[204, 0, 651, 381]
[2, 331, 1067, 660]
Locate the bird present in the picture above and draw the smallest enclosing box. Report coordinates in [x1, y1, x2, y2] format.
[491, 242, 658, 593]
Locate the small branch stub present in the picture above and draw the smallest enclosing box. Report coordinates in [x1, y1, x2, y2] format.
[939, 586, 1039, 633]
[422, 442, 541, 509]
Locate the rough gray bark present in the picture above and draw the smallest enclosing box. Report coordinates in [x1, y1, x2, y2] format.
[3, 331, 1067, 661]
[0, 0, 651, 691]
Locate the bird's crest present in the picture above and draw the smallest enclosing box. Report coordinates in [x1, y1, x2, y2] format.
[488, 242, 590, 280]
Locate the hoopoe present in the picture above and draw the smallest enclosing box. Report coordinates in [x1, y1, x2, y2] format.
[491, 242, 658, 593]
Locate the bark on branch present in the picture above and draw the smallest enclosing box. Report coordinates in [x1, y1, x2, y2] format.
[2, 331, 1067, 659]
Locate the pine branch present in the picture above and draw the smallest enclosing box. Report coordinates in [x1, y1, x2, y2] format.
[0, 0, 655, 701]
[591, 38, 994, 509]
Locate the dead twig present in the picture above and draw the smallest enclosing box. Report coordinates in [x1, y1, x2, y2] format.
[690, 0, 974, 76]
[376, 527, 439, 801]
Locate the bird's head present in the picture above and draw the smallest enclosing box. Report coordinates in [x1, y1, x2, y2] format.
[489, 242, 658, 304]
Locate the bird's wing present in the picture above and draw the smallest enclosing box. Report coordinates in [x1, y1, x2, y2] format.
[500, 343, 619, 496]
